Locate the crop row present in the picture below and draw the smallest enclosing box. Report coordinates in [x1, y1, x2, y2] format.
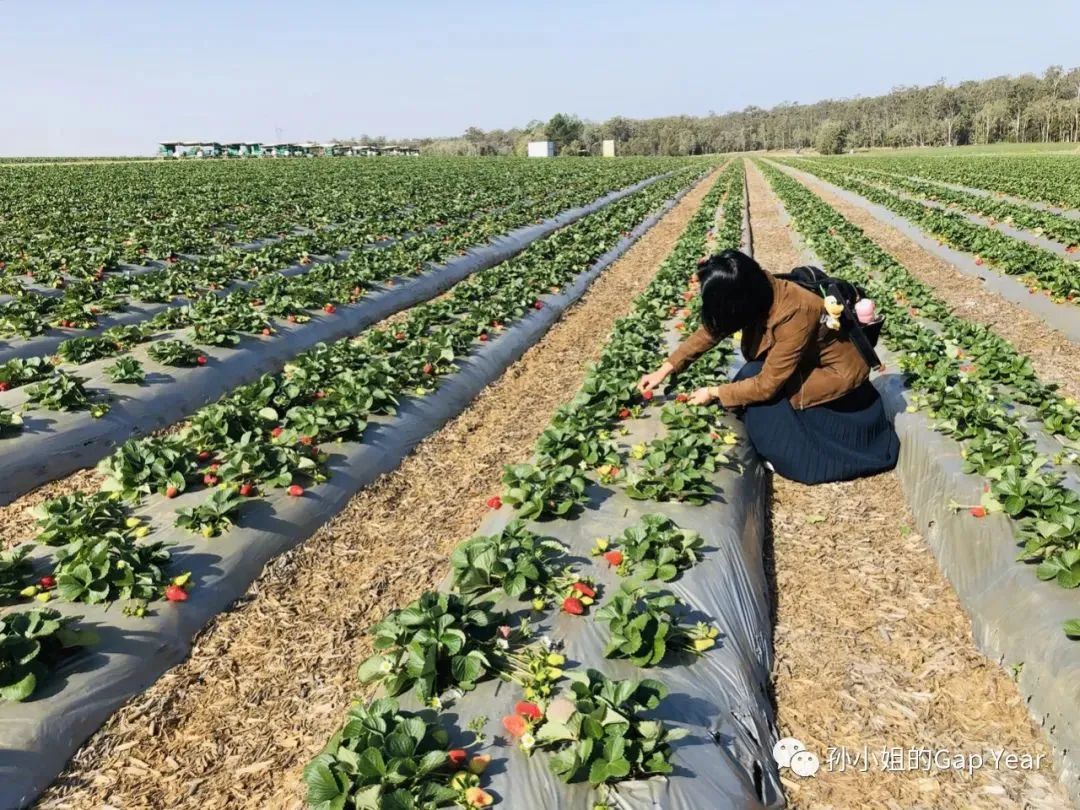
[758, 160, 1080, 631]
[0, 158, 700, 283]
[822, 154, 1080, 211]
[781, 158, 1079, 302]
[809, 162, 1080, 250]
[0, 161, 681, 339]
[0, 173, 680, 439]
[0, 167, 706, 715]
[305, 163, 755, 809]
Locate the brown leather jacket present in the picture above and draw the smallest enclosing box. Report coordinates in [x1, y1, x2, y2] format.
[667, 275, 870, 409]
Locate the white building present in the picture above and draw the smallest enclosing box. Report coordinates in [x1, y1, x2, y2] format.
[602, 139, 617, 157]
[527, 140, 556, 158]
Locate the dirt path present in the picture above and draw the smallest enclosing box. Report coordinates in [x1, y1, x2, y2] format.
[780, 164, 1080, 401]
[745, 161, 813, 273]
[745, 158, 1069, 809]
[36, 170, 724, 810]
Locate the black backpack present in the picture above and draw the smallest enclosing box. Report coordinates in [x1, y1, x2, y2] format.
[775, 266, 884, 370]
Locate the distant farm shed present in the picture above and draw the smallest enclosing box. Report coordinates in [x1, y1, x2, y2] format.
[527, 140, 556, 158]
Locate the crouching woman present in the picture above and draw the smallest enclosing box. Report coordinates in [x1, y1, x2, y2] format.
[638, 249, 899, 485]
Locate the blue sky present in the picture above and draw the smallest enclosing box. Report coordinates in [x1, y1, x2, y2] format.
[2, 0, 1078, 155]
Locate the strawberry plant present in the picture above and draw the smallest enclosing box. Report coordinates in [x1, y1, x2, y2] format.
[56, 336, 122, 365]
[104, 356, 146, 384]
[214, 430, 323, 488]
[450, 520, 566, 600]
[147, 339, 203, 367]
[304, 697, 485, 810]
[1036, 548, 1080, 589]
[31, 492, 131, 546]
[0, 609, 97, 702]
[0, 406, 23, 437]
[595, 581, 718, 666]
[0, 546, 33, 602]
[98, 435, 197, 499]
[52, 532, 171, 604]
[25, 370, 97, 412]
[175, 488, 243, 538]
[528, 669, 688, 790]
[357, 591, 501, 703]
[0, 355, 54, 390]
[500, 463, 587, 520]
[595, 514, 704, 582]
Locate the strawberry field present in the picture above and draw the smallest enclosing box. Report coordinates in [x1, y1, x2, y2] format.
[2, 148, 1079, 810]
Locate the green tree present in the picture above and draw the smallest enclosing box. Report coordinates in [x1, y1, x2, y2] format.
[815, 121, 847, 154]
[545, 113, 584, 147]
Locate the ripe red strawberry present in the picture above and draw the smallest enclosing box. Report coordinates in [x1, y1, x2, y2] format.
[676, 392, 689, 403]
[562, 597, 585, 615]
[486, 495, 502, 510]
[515, 701, 542, 721]
[262, 328, 272, 337]
[239, 483, 254, 497]
[448, 749, 468, 768]
[479, 333, 489, 342]
[203, 474, 219, 486]
[422, 362, 434, 375]
[323, 304, 336, 314]
[603, 550, 624, 567]
[165, 584, 188, 602]
[618, 407, 631, 420]
[287, 484, 304, 497]
[642, 389, 653, 401]
[313, 390, 326, 399]
[197, 450, 211, 461]
[300, 435, 313, 445]
[974, 257, 984, 266]
[271, 426, 284, 437]
[0, 382, 9, 392]
[571, 581, 596, 598]
[38, 576, 56, 589]
[502, 714, 527, 737]
[196, 355, 208, 366]
[534, 300, 543, 310]
[970, 506, 987, 518]
[165, 485, 179, 499]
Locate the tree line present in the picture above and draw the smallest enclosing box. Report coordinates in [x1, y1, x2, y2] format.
[347, 64, 1080, 156]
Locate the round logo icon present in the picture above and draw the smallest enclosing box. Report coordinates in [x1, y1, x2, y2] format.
[790, 750, 821, 778]
[772, 737, 806, 769]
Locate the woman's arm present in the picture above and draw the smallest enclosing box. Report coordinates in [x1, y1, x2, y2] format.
[711, 311, 814, 407]
[637, 325, 718, 393]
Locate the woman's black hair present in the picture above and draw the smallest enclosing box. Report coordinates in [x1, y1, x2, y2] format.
[696, 249, 774, 338]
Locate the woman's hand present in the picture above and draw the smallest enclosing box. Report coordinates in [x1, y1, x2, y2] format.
[637, 362, 674, 394]
[688, 386, 721, 406]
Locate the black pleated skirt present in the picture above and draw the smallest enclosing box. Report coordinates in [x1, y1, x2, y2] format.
[733, 360, 899, 485]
